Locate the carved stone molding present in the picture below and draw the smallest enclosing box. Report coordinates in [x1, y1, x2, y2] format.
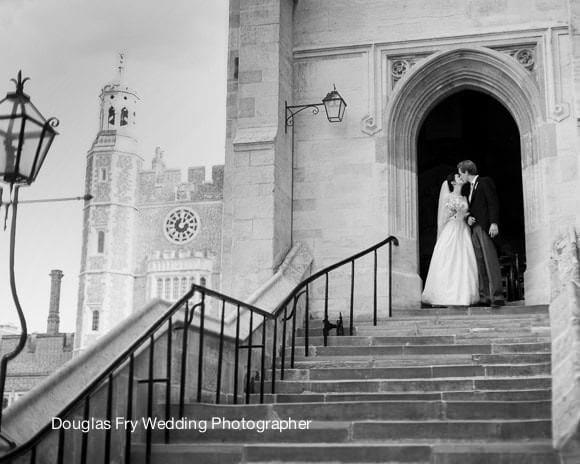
[551, 102, 570, 122]
[361, 114, 382, 136]
[514, 48, 535, 71]
[391, 59, 411, 83]
[493, 46, 536, 72]
[550, 228, 580, 300]
[389, 54, 431, 88]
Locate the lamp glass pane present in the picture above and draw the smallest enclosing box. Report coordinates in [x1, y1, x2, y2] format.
[30, 125, 56, 181]
[21, 99, 45, 123]
[324, 98, 341, 121]
[17, 117, 44, 182]
[0, 114, 24, 179]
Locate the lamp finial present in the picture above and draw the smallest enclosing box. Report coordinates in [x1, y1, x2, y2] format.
[9, 71, 30, 97]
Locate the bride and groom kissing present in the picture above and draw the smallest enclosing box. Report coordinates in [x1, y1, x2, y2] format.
[422, 160, 505, 308]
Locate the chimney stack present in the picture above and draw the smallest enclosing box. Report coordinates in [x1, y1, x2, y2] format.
[47, 270, 63, 334]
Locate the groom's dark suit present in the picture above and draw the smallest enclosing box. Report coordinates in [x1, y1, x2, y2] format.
[465, 176, 504, 306]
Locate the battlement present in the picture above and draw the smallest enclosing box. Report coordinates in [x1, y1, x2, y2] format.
[138, 163, 224, 205]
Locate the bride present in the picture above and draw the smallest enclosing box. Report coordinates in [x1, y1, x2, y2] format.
[422, 172, 479, 306]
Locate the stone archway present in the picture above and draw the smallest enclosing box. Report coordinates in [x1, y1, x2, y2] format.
[384, 46, 551, 306]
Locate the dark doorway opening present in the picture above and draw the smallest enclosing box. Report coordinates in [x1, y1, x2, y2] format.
[418, 89, 525, 302]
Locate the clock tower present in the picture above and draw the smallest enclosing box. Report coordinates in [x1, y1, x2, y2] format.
[75, 55, 142, 352]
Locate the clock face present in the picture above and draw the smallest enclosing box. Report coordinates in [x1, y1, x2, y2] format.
[164, 207, 200, 244]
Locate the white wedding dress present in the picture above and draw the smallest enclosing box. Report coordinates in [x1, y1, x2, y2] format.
[421, 189, 479, 306]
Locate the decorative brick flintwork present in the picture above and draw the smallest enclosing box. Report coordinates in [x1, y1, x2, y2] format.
[76, 68, 224, 353]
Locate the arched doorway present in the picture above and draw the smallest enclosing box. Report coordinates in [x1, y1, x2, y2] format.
[417, 89, 525, 302]
[384, 47, 551, 307]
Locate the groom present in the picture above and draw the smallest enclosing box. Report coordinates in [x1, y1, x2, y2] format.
[457, 160, 505, 308]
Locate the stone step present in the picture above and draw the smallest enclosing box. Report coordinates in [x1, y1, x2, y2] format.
[156, 418, 550, 443]
[431, 441, 558, 464]
[238, 388, 552, 404]
[296, 319, 550, 337]
[134, 441, 558, 464]
[131, 444, 242, 464]
[270, 363, 550, 381]
[352, 419, 551, 440]
[170, 400, 550, 422]
[293, 333, 548, 347]
[264, 376, 551, 394]
[291, 352, 551, 368]
[244, 441, 558, 464]
[244, 442, 432, 463]
[289, 342, 551, 358]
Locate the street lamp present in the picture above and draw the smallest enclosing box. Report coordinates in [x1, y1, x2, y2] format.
[284, 85, 347, 244]
[285, 84, 347, 132]
[0, 71, 59, 442]
[0, 71, 59, 186]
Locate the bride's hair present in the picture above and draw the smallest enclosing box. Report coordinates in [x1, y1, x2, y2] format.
[446, 172, 457, 192]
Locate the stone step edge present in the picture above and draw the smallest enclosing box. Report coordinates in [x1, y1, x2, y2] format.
[137, 440, 556, 458]
[266, 375, 552, 384]
[278, 362, 551, 371]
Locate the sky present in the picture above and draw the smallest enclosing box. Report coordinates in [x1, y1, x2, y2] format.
[0, 0, 229, 333]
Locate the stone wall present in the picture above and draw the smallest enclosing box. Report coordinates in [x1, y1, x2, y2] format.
[549, 228, 580, 462]
[221, 0, 294, 299]
[222, 0, 580, 308]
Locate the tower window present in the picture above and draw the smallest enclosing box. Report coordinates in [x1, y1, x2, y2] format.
[172, 277, 180, 299]
[234, 57, 239, 79]
[108, 107, 115, 126]
[120, 107, 129, 126]
[164, 278, 171, 300]
[92, 311, 99, 331]
[99, 168, 108, 182]
[97, 231, 105, 254]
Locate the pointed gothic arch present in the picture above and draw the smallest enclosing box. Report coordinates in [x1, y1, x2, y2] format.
[384, 46, 552, 304]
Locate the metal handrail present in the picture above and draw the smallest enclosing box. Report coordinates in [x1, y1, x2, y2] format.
[0, 285, 273, 464]
[0, 235, 399, 463]
[270, 235, 399, 384]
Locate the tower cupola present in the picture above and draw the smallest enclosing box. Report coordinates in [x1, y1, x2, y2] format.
[98, 53, 139, 133]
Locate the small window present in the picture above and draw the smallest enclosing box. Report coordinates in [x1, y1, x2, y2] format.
[2, 396, 8, 409]
[200, 277, 207, 287]
[156, 278, 163, 298]
[97, 231, 105, 254]
[164, 278, 171, 300]
[233, 57, 239, 79]
[92, 311, 99, 331]
[172, 277, 180, 299]
[108, 107, 115, 126]
[120, 107, 129, 126]
[99, 168, 107, 182]
[181, 277, 188, 294]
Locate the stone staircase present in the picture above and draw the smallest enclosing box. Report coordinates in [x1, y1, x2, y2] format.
[136, 304, 557, 463]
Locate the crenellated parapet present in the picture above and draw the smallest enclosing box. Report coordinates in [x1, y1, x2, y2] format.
[137, 147, 223, 204]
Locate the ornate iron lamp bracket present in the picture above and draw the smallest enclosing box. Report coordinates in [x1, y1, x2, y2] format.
[285, 102, 324, 133]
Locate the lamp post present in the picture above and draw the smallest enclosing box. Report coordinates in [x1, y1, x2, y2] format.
[0, 71, 59, 442]
[284, 85, 347, 244]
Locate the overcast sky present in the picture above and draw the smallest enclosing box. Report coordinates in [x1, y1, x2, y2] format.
[0, 0, 229, 333]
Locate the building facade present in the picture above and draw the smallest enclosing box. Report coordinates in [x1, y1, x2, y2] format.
[221, 0, 580, 312]
[1, 270, 73, 409]
[75, 64, 224, 351]
[220, 0, 580, 458]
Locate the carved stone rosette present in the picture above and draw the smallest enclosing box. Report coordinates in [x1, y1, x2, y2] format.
[493, 46, 536, 72]
[390, 55, 430, 88]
